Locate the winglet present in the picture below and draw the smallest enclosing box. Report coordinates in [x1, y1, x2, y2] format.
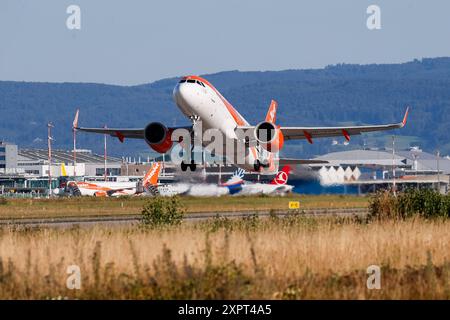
[265, 100, 278, 123]
[401, 107, 409, 127]
[115, 131, 125, 143]
[73, 109, 79, 130]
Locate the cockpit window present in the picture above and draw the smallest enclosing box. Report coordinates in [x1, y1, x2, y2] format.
[196, 80, 205, 87]
[179, 79, 186, 83]
[187, 79, 196, 83]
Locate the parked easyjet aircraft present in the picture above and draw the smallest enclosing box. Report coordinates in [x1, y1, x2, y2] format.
[67, 163, 159, 197]
[74, 75, 409, 174]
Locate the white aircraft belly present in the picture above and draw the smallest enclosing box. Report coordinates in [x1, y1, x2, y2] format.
[176, 83, 257, 170]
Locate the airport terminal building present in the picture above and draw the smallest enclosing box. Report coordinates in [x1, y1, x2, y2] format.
[17, 149, 122, 177]
[0, 146, 124, 194]
[0, 141, 18, 174]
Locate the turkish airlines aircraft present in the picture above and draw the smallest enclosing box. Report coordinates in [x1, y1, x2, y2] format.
[222, 166, 294, 195]
[74, 75, 409, 174]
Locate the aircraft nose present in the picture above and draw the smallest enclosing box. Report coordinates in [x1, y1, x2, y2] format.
[173, 82, 194, 106]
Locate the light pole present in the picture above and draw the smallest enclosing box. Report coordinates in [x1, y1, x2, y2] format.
[47, 122, 54, 197]
[72, 109, 79, 177]
[437, 150, 440, 193]
[104, 124, 108, 181]
[392, 135, 396, 197]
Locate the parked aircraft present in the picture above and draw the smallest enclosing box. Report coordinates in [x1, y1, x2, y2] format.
[65, 163, 159, 197]
[222, 166, 294, 195]
[145, 163, 293, 197]
[144, 163, 229, 197]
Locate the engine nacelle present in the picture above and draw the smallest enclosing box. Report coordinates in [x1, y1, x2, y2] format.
[144, 122, 173, 153]
[254, 121, 284, 152]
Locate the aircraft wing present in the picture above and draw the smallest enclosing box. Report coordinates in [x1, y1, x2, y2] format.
[237, 107, 409, 144]
[73, 110, 191, 142]
[75, 127, 145, 141]
[278, 158, 328, 165]
[280, 108, 409, 142]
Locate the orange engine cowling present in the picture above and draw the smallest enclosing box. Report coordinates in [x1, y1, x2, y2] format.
[144, 122, 173, 153]
[254, 121, 284, 152]
[94, 191, 107, 197]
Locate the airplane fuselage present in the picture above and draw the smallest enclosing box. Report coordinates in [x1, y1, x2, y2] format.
[173, 76, 264, 172]
[71, 181, 137, 197]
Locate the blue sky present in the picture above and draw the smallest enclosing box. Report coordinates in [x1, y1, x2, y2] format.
[1, 0, 449, 85]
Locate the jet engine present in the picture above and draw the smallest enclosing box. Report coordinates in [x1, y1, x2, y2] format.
[144, 122, 173, 153]
[254, 121, 284, 152]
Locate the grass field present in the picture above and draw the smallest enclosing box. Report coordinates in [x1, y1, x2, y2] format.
[0, 194, 369, 219]
[0, 216, 448, 299]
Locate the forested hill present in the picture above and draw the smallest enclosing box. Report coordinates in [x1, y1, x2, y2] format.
[1, 57, 450, 158]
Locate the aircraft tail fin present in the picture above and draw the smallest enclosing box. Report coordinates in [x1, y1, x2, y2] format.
[222, 168, 245, 186]
[61, 163, 68, 177]
[270, 165, 291, 185]
[73, 109, 79, 129]
[143, 162, 161, 188]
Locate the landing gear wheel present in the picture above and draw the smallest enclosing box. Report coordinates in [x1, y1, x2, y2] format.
[254, 160, 261, 172]
[181, 161, 188, 172]
[254, 159, 270, 171]
[189, 160, 197, 172]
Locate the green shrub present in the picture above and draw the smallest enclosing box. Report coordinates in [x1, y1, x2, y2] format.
[369, 189, 450, 220]
[141, 196, 185, 228]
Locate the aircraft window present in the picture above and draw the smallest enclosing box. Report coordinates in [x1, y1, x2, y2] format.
[187, 79, 196, 83]
[197, 81, 205, 87]
[179, 79, 186, 83]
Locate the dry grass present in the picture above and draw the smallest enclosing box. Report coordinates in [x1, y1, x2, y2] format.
[0, 195, 368, 219]
[0, 216, 448, 299]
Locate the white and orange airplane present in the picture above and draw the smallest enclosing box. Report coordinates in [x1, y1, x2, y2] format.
[74, 75, 409, 174]
[67, 163, 160, 197]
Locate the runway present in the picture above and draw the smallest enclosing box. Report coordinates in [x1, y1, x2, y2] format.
[0, 208, 368, 229]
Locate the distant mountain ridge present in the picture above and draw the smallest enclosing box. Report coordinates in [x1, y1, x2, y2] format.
[1, 57, 450, 158]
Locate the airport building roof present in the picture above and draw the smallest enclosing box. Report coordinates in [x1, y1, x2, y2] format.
[18, 149, 122, 164]
[315, 148, 450, 174]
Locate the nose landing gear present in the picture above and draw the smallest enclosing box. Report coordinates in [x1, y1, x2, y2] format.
[253, 159, 270, 172]
[180, 115, 201, 172]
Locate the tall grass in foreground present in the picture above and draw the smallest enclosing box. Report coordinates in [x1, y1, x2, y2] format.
[0, 215, 448, 299]
[369, 189, 450, 220]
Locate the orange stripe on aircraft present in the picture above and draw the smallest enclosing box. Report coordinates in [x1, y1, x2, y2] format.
[183, 75, 258, 162]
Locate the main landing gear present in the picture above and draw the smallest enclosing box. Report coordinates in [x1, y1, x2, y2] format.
[181, 160, 197, 172]
[180, 114, 201, 172]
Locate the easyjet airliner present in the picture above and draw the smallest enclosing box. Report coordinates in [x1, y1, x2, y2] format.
[65, 163, 159, 197]
[74, 75, 409, 174]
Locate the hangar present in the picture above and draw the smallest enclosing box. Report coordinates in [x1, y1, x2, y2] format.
[311, 147, 449, 194]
